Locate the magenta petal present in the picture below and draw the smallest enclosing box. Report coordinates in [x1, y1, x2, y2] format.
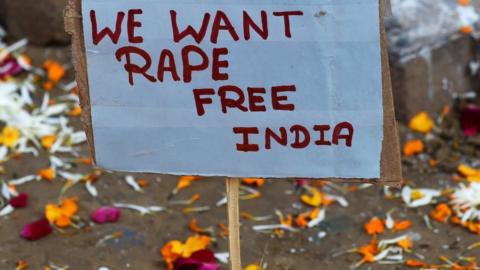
[175, 260, 218, 270]
[21, 219, 53, 241]
[461, 105, 480, 137]
[0, 57, 23, 78]
[91, 206, 121, 224]
[9, 193, 28, 208]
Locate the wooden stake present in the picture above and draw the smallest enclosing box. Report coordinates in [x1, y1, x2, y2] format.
[226, 178, 242, 270]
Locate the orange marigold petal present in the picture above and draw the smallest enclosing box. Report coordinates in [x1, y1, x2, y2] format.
[364, 217, 385, 235]
[242, 178, 265, 187]
[405, 259, 427, 267]
[430, 203, 452, 223]
[403, 139, 424, 157]
[393, 220, 413, 231]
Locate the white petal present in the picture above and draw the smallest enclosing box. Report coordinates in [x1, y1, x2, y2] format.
[1, 183, 11, 200]
[385, 213, 395, 230]
[86, 181, 98, 197]
[214, 252, 229, 264]
[308, 208, 326, 228]
[216, 196, 227, 207]
[0, 204, 14, 216]
[8, 175, 36, 186]
[0, 146, 8, 161]
[252, 224, 298, 232]
[125, 175, 142, 192]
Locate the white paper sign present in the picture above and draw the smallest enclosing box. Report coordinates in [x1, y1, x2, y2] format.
[82, 0, 383, 178]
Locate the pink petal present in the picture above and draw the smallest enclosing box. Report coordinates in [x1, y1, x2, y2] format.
[9, 193, 28, 208]
[91, 206, 121, 224]
[461, 105, 480, 137]
[21, 219, 53, 241]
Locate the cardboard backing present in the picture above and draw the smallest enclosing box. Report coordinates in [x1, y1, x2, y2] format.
[64, 0, 402, 186]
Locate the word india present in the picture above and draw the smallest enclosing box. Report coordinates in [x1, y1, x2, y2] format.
[88, 8, 355, 152]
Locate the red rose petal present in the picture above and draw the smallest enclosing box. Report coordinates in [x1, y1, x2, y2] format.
[91, 206, 121, 224]
[190, 249, 215, 263]
[21, 219, 53, 241]
[9, 193, 28, 208]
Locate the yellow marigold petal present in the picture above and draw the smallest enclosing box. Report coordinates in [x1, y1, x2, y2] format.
[160, 240, 184, 269]
[409, 112, 434, 134]
[458, 164, 480, 177]
[41, 135, 57, 150]
[45, 204, 62, 223]
[68, 106, 82, 117]
[0, 126, 20, 148]
[410, 190, 425, 200]
[300, 187, 323, 207]
[467, 175, 480, 183]
[244, 264, 261, 270]
[397, 238, 413, 250]
[182, 235, 211, 258]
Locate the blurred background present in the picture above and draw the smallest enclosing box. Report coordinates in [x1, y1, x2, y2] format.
[1, 0, 480, 269]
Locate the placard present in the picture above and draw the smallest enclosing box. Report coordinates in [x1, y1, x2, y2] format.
[65, 0, 401, 182]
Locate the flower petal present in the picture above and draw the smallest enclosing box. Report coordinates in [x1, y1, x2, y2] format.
[91, 207, 121, 224]
[9, 192, 28, 208]
[21, 219, 53, 241]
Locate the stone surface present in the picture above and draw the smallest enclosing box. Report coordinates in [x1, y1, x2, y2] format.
[2, 0, 69, 45]
[389, 35, 479, 121]
[386, 0, 480, 121]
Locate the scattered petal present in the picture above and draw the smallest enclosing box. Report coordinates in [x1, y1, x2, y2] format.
[21, 219, 53, 241]
[91, 207, 121, 224]
[9, 192, 28, 208]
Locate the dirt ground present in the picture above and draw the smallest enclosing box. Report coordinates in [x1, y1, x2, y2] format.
[1, 154, 479, 269]
[0, 47, 479, 270]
